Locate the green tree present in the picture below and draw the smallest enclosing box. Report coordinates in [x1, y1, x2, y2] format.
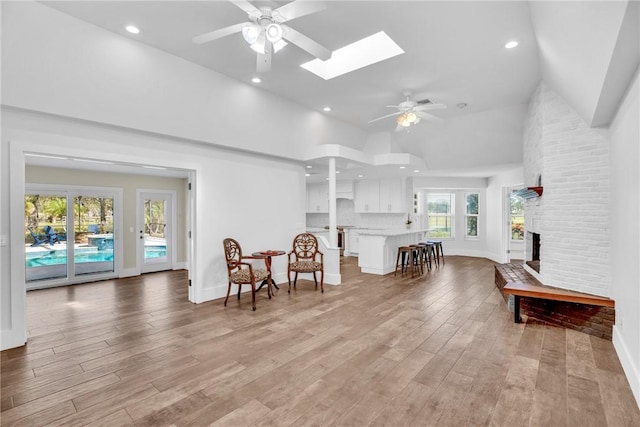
[43, 197, 67, 224]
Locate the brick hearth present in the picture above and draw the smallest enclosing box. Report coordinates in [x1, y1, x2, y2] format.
[495, 263, 615, 340]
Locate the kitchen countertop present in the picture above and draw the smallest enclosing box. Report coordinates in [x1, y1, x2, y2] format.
[357, 228, 429, 237]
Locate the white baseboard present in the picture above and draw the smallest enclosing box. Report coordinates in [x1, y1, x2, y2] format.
[613, 325, 640, 408]
[1, 330, 27, 351]
[119, 268, 140, 278]
[173, 262, 188, 270]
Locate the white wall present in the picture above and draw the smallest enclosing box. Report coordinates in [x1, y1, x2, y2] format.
[610, 69, 640, 404]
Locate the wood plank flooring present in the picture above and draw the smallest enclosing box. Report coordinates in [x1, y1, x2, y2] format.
[2, 256, 639, 426]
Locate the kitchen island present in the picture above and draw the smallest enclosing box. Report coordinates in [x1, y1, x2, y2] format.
[357, 228, 429, 275]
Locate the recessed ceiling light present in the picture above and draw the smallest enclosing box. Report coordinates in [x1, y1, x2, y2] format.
[251, 77, 261, 83]
[413, 169, 420, 173]
[323, 107, 331, 112]
[399, 166, 406, 169]
[336, 170, 341, 174]
[505, 40, 518, 49]
[125, 25, 141, 34]
[301, 31, 404, 80]
[325, 177, 330, 180]
[358, 174, 364, 178]
[306, 165, 313, 169]
[305, 173, 311, 177]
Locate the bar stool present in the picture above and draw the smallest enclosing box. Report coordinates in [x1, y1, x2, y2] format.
[395, 246, 418, 277]
[417, 242, 433, 271]
[419, 242, 438, 268]
[409, 245, 425, 275]
[427, 240, 445, 265]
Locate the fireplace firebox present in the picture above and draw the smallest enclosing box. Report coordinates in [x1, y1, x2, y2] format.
[526, 232, 540, 273]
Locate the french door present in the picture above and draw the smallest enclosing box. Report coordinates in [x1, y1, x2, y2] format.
[138, 190, 174, 273]
[24, 185, 121, 288]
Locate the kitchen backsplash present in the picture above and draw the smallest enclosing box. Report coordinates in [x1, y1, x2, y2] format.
[306, 199, 422, 228]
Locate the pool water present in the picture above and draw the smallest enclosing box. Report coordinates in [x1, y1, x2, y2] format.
[25, 246, 166, 267]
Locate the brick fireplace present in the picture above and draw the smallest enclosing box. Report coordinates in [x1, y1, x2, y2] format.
[522, 83, 611, 297]
[496, 82, 615, 336]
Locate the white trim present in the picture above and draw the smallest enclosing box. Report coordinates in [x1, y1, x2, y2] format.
[613, 325, 640, 407]
[120, 267, 140, 278]
[7, 142, 27, 351]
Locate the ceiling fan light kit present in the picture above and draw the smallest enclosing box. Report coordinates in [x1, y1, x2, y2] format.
[371, 92, 447, 131]
[193, 0, 331, 73]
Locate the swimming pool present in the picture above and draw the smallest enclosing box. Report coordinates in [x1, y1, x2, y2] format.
[25, 246, 166, 267]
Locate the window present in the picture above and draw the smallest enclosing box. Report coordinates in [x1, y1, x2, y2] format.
[427, 193, 453, 238]
[465, 192, 479, 237]
[510, 191, 524, 240]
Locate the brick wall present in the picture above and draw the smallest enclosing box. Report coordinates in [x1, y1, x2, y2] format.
[522, 83, 611, 297]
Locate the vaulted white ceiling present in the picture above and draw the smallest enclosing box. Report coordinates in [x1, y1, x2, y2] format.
[18, 1, 640, 180]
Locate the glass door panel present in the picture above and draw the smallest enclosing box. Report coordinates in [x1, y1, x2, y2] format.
[24, 194, 68, 282]
[73, 195, 114, 276]
[144, 198, 167, 265]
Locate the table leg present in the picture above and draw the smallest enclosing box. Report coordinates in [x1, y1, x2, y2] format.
[257, 256, 279, 292]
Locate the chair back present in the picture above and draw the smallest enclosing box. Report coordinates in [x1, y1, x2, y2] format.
[223, 238, 243, 274]
[291, 233, 319, 261]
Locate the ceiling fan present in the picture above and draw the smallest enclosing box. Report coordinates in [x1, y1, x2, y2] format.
[192, 0, 332, 73]
[369, 92, 447, 132]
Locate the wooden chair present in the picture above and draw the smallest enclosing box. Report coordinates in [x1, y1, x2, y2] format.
[222, 238, 272, 311]
[288, 233, 324, 293]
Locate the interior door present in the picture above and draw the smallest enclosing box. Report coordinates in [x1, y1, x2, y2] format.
[139, 191, 174, 273]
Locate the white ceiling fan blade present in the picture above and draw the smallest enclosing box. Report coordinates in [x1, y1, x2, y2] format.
[193, 22, 248, 44]
[274, 1, 326, 22]
[281, 25, 331, 60]
[230, 0, 261, 16]
[415, 111, 444, 122]
[413, 103, 447, 112]
[257, 42, 272, 73]
[368, 111, 402, 124]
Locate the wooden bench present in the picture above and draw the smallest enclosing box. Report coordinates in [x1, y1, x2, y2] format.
[503, 281, 615, 324]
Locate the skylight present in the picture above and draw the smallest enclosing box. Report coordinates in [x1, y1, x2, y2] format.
[300, 31, 404, 80]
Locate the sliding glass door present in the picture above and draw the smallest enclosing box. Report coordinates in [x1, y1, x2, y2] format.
[24, 193, 68, 282]
[25, 186, 120, 287]
[73, 195, 115, 276]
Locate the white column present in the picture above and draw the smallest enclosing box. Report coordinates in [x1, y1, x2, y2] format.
[328, 157, 337, 248]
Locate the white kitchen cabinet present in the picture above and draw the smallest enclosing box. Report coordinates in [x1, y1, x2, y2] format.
[379, 178, 405, 213]
[354, 180, 380, 213]
[306, 183, 328, 213]
[354, 178, 406, 213]
[348, 230, 360, 255]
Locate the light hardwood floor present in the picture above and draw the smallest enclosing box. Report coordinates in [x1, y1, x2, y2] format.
[1, 256, 639, 426]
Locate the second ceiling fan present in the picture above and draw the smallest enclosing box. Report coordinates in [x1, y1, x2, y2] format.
[369, 92, 447, 132]
[192, 0, 332, 73]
